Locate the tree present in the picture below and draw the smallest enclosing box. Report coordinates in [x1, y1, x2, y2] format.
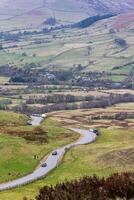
[0, 43, 3, 50]
[87, 46, 92, 56]
[22, 52, 27, 57]
[115, 38, 128, 48]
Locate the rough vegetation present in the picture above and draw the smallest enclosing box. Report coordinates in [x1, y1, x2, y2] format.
[35, 172, 134, 200]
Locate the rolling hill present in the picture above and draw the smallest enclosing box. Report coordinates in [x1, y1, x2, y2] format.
[0, 0, 134, 30]
[0, 0, 134, 14]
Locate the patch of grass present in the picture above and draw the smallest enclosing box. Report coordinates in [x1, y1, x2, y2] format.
[107, 74, 126, 82]
[0, 134, 45, 183]
[0, 76, 9, 84]
[115, 102, 134, 109]
[0, 111, 28, 126]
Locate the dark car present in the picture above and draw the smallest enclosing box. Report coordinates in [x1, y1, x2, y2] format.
[65, 147, 69, 152]
[41, 163, 47, 167]
[93, 129, 99, 136]
[52, 151, 58, 156]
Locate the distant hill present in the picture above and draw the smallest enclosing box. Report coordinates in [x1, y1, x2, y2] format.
[1, 0, 134, 13]
[112, 11, 134, 29]
[0, 0, 134, 29]
[84, 0, 134, 14]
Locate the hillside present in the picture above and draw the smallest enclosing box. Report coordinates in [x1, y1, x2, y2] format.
[0, 0, 134, 30]
[1, 0, 134, 14]
[84, 0, 134, 14]
[0, 11, 133, 87]
[112, 11, 134, 29]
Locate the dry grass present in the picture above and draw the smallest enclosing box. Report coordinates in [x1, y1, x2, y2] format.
[49, 102, 134, 129]
[104, 89, 134, 95]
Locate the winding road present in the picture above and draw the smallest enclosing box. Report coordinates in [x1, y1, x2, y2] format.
[0, 116, 97, 191]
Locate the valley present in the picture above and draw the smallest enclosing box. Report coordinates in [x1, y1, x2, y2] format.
[0, 0, 134, 199]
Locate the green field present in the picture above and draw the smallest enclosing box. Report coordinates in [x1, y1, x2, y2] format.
[0, 111, 78, 184]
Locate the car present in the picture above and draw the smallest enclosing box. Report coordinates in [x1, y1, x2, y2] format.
[93, 129, 99, 136]
[90, 129, 100, 136]
[27, 121, 32, 126]
[65, 147, 69, 152]
[41, 163, 47, 167]
[52, 151, 58, 156]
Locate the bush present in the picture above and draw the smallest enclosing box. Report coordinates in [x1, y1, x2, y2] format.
[35, 172, 134, 200]
[104, 172, 134, 199]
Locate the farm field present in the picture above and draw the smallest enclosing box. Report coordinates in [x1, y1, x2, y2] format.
[0, 13, 134, 80]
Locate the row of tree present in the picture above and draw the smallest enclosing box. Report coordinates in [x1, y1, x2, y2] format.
[90, 112, 134, 120]
[13, 93, 134, 114]
[73, 14, 115, 28]
[26, 94, 94, 104]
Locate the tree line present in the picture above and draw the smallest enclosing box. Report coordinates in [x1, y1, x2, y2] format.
[26, 94, 94, 104]
[72, 14, 115, 28]
[13, 93, 134, 114]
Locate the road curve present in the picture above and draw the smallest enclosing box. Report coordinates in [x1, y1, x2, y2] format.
[0, 117, 97, 191]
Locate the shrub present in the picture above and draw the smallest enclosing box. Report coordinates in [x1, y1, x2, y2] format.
[35, 172, 134, 200]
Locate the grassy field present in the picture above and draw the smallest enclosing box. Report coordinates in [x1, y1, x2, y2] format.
[0, 126, 133, 200]
[0, 111, 78, 184]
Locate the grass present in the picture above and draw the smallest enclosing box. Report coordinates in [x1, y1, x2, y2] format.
[43, 128, 134, 181]
[0, 76, 9, 84]
[0, 134, 45, 183]
[49, 102, 134, 129]
[106, 74, 126, 82]
[0, 111, 28, 126]
[0, 127, 133, 200]
[116, 102, 134, 109]
[0, 112, 78, 184]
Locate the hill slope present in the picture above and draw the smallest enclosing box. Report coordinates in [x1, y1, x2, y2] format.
[0, 0, 134, 14]
[0, 0, 134, 30]
[84, 0, 134, 14]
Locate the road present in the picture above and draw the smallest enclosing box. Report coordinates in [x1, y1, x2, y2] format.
[30, 115, 44, 126]
[0, 116, 97, 191]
